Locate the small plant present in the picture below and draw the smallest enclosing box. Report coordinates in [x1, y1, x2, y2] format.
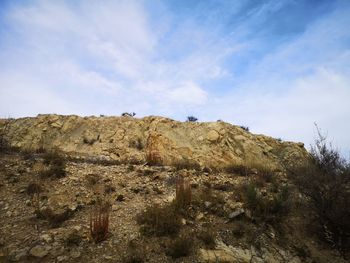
[65, 231, 82, 247]
[198, 228, 216, 249]
[90, 199, 111, 243]
[173, 159, 201, 171]
[104, 184, 116, 194]
[123, 240, 145, 263]
[145, 150, 163, 166]
[174, 176, 192, 209]
[86, 174, 100, 186]
[136, 204, 181, 236]
[41, 151, 66, 178]
[240, 126, 249, 132]
[129, 138, 144, 150]
[122, 112, 136, 117]
[186, 116, 198, 122]
[36, 207, 73, 227]
[83, 137, 96, 145]
[243, 183, 290, 223]
[166, 234, 194, 258]
[26, 182, 42, 196]
[224, 163, 249, 176]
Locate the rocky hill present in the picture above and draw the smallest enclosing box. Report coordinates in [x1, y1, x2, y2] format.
[1, 115, 346, 263]
[0, 114, 307, 169]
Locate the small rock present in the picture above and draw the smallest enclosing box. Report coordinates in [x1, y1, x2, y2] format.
[40, 233, 53, 243]
[9, 248, 27, 262]
[228, 208, 245, 219]
[57, 255, 68, 262]
[70, 249, 81, 258]
[196, 212, 204, 221]
[73, 225, 82, 232]
[29, 245, 50, 258]
[207, 130, 220, 142]
[204, 201, 212, 208]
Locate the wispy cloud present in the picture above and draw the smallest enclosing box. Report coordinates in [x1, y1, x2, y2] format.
[0, 0, 349, 154]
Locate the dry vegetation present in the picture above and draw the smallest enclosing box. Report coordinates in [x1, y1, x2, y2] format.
[0, 130, 349, 262]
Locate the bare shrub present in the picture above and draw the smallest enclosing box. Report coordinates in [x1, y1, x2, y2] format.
[174, 176, 192, 209]
[90, 199, 111, 243]
[145, 150, 163, 166]
[289, 127, 350, 255]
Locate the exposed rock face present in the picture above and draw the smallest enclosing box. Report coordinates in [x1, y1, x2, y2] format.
[0, 114, 307, 168]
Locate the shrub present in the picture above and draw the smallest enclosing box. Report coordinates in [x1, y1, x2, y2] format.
[289, 127, 350, 255]
[145, 150, 163, 166]
[123, 240, 145, 263]
[193, 187, 226, 217]
[129, 138, 144, 150]
[225, 160, 275, 183]
[26, 182, 42, 195]
[174, 176, 192, 209]
[166, 234, 194, 258]
[36, 207, 73, 227]
[122, 112, 136, 117]
[65, 231, 82, 247]
[83, 137, 96, 145]
[136, 204, 181, 236]
[225, 163, 249, 176]
[198, 228, 216, 249]
[173, 159, 201, 171]
[90, 199, 111, 243]
[243, 183, 290, 223]
[186, 116, 198, 122]
[41, 151, 66, 178]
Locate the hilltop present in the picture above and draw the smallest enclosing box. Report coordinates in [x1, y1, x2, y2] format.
[0, 114, 307, 169]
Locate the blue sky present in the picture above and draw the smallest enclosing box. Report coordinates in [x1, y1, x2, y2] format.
[0, 0, 349, 155]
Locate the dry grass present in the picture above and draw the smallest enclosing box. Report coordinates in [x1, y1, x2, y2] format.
[166, 234, 194, 258]
[145, 150, 163, 166]
[90, 199, 111, 243]
[173, 159, 201, 171]
[198, 227, 216, 249]
[136, 204, 181, 236]
[174, 176, 192, 209]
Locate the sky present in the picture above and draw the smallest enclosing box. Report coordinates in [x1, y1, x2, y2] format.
[0, 0, 349, 156]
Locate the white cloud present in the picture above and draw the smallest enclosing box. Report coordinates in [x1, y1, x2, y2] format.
[1, 0, 228, 119]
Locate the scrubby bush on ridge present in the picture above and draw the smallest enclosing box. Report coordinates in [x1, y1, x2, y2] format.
[289, 127, 350, 256]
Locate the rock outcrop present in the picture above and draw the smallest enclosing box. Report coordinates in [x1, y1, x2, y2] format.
[0, 114, 307, 168]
